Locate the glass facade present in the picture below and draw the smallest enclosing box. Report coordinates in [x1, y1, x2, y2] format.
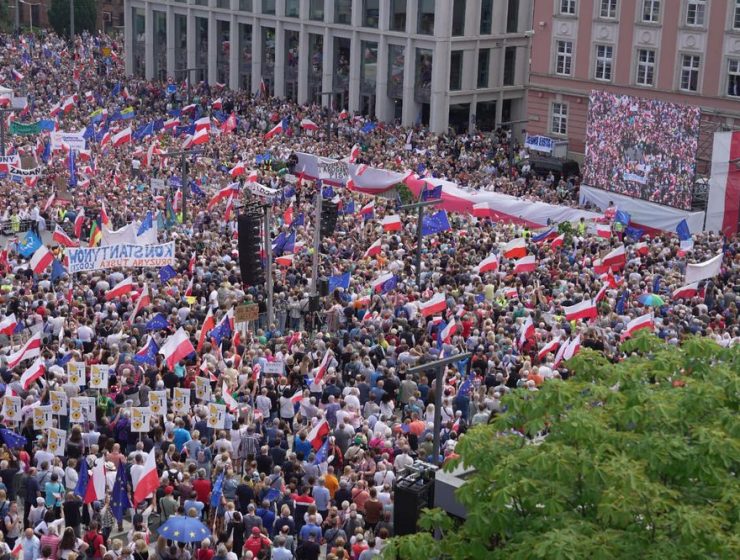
[239, 23, 253, 93]
[152, 11, 167, 81]
[363, 0, 380, 28]
[415, 48, 433, 102]
[335, 0, 352, 24]
[310, 0, 324, 20]
[195, 17, 208, 83]
[174, 14, 187, 76]
[217, 20, 231, 85]
[286, 0, 300, 17]
[333, 37, 351, 109]
[262, 0, 276, 15]
[132, 7, 145, 77]
[361, 41, 378, 116]
[261, 26, 276, 95]
[418, 0, 434, 34]
[389, 0, 407, 31]
[285, 30, 300, 102]
[388, 44, 405, 98]
[308, 34, 323, 104]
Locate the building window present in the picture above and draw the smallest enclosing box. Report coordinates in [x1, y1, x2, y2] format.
[285, 0, 299, 17]
[239, 0, 253, 11]
[560, 0, 577, 15]
[503, 46, 516, 85]
[477, 48, 490, 88]
[309, 0, 324, 20]
[480, 0, 493, 34]
[506, 0, 519, 32]
[335, 0, 352, 24]
[450, 51, 463, 90]
[262, 0, 275, 15]
[600, 0, 617, 18]
[636, 48, 656, 86]
[680, 54, 700, 91]
[642, 0, 660, 22]
[418, 0, 435, 34]
[734, 1, 740, 29]
[551, 102, 568, 135]
[389, 0, 407, 31]
[363, 0, 379, 27]
[556, 40, 573, 76]
[594, 44, 613, 81]
[728, 59, 740, 97]
[452, 0, 466, 36]
[686, 0, 705, 26]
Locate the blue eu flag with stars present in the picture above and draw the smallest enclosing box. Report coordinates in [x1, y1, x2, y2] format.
[159, 265, 177, 283]
[421, 210, 451, 236]
[111, 463, 130, 522]
[145, 313, 170, 332]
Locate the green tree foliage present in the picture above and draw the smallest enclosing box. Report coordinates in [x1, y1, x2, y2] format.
[48, 0, 98, 37]
[384, 335, 740, 560]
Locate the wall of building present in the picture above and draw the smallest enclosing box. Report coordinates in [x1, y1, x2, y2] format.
[123, 0, 533, 134]
[527, 0, 740, 165]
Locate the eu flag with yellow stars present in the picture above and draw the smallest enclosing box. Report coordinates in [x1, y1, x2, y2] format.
[111, 462, 131, 522]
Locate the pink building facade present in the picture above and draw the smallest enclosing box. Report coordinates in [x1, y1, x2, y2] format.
[526, 0, 740, 174]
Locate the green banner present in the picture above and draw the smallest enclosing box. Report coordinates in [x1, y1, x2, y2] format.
[10, 121, 41, 136]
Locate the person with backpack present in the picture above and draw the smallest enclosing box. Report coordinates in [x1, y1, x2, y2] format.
[83, 522, 104, 560]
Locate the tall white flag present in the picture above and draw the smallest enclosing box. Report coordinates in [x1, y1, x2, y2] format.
[685, 253, 723, 284]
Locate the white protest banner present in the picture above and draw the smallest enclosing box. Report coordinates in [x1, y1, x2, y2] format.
[263, 361, 284, 375]
[247, 182, 281, 200]
[208, 403, 226, 429]
[67, 362, 86, 386]
[66, 242, 176, 273]
[51, 130, 87, 151]
[173, 387, 190, 413]
[195, 377, 211, 401]
[131, 407, 152, 432]
[10, 165, 42, 177]
[149, 390, 167, 417]
[295, 152, 349, 186]
[33, 406, 53, 430]
[50, 391, 68, 416]
[101, 224, 139, 246]
[685, 252, 723, 284]
[2, 396, 21, 422]
[0, 155, 20, 168]
[89, 364, 109, 389]
[150, 178, 166, 192]
[47, 428, 67, 456]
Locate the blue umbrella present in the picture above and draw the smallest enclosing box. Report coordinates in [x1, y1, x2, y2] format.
[157, 515, 211, 543]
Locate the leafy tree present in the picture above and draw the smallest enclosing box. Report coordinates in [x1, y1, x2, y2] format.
[48, 0, 98, 37]
[384, 335, 740, 560]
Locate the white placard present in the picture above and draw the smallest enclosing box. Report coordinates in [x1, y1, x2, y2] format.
[173, 387, 190, 414]
[70, 396, 96, 424]
[263, 361, 284, 375]
[149, 390, 168, 417]
[67, 361, 86, 387]
[2, 396, 21, 422]
[195, 377, 211, 401]
[47, 427, 67, 456]
[89, 365, 109, 389]
[131, 407, 151, 432]
[50, 130, 87, 151]
[33, 406, 53, 430]
[50, 391, 68, 416]
[207, 403, 226, 429]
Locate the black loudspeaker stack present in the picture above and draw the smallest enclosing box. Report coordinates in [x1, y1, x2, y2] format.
[238, 214, 265, 286]
[393, 462, 438, 536]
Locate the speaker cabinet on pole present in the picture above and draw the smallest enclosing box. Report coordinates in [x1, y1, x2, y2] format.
[238, 214, 264, 286]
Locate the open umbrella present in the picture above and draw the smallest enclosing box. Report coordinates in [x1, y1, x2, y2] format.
[157, 515, 211, 543]
[638, 293, 665, 307]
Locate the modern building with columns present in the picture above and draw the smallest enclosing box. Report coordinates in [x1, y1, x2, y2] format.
[123, 0, 533, 134]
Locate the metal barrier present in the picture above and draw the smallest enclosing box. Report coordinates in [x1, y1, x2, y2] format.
[0, 219, 38, 236]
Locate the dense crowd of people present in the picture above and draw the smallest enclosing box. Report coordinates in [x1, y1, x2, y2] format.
[0, 29, 738, 560]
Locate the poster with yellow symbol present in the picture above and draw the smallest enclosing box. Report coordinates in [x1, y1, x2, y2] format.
[195, 377, 211, 401]
[149, 390, 167, 417]
[89, 365, 109, 389]
[50, 391, 68, 416]
[207, 403, 226, 429]
[173, 387, 190, 414]
[131, 407, 151, 432]
[66, 362, 86, 387]
[33, 406, 52, 430]
[2, 396, 21, 422]
[47, 428, 66, 456]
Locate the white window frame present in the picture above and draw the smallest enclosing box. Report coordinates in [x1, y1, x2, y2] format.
[728, 58, 740, 98]
[635, 48, 656, 86]
[599, 0, 618, 19]
[685, 0, 706, 27]
[734, 0, 740, 30]
[679, 53, 701, 92]
[560, 0, 577, 15]
[594, 44, 613, 81]
[551, 102, 568, 136]
[555, 40, 573, 76]
[642, 0, 661, 22]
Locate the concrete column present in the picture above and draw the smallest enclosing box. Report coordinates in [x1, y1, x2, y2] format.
[322, 27, 333, 109]
[123, 0, 133, 75]
[229, 16, 239, 90]
[375, 38, 392, 122]
[208, 13, 218, 84]
[251, 18, 263, 95]
[401, 37, 415, 126]
[429, 0, 452, 133]
[274, 21, 286, 98]
[166, 5, 175, 79]
[297, 28, 309, 104]
[186, 11, 196, 72]
[144, 1, 154, 80]
[348, 31, 361, 112]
